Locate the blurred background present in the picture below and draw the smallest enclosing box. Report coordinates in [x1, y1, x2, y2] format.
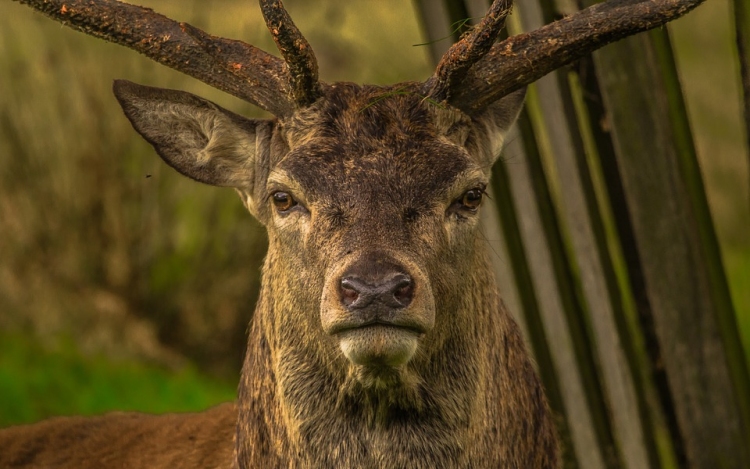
[0, 0, 747, 427]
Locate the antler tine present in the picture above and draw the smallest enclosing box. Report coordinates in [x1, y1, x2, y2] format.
[13, 0, 296, 117]
[259, 0, 321, 108]
[449, 0, 708, 114]
[422, 0, 513, 104]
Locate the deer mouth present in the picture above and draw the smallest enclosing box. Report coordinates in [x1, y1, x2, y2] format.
[328, 318, 428, 336]
[336, 323, 422, 367]
[324, 306, 433, 368]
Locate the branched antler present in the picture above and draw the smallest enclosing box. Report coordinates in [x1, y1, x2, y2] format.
[446, 0, 707, 114]
[13, 0, 296, 116]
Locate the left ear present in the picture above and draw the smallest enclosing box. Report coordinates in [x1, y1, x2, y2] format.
[113, 79, 271, 190]
[470, 87, 526, 167]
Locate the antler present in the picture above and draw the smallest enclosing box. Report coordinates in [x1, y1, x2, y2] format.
[11, 0, 314, 117]
[439, 0, 707, 114]
[260, 0, 321, 107]
[422, 0, 513, 103]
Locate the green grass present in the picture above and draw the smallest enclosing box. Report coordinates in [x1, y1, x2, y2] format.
[0, 334, 236, 428]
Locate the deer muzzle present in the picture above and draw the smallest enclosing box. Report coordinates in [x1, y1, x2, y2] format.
[321, 252, 435, 368]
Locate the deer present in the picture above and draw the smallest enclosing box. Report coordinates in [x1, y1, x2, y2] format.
[0, 0, 706, 467]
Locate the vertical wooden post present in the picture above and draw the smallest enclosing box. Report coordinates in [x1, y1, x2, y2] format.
[515, 0, 661, 465]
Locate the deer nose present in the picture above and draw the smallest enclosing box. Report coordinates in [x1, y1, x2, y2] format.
[340, 273, 414, 310]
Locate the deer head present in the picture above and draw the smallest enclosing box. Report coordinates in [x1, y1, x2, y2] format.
[112, 80, 525, 378]
[108, 0, 532, 384]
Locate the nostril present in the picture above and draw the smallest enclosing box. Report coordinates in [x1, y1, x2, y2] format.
[391, 275, 414, 307]
[340, 278, 360, 307]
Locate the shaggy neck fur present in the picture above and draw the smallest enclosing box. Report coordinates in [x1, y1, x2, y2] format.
[233, 249, 559, 469]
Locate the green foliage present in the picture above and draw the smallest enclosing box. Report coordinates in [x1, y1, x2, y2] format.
[0, 334, 235, 428]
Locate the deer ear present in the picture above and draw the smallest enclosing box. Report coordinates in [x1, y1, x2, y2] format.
[113, 80, 268, 190]
[471, 87, 526, 167]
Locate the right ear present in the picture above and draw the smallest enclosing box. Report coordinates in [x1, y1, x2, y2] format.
[113, 80, 271, 195]
[470, 87, 526, 168]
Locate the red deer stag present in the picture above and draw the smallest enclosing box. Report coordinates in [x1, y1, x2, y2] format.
[0, 0, 706, 467]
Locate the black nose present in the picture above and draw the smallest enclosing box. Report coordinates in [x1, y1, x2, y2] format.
[340, 273, 414, 310]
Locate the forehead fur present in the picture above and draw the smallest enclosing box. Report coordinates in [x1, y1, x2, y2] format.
[275, 83, 479, 205]
[284, 82, 471, 149]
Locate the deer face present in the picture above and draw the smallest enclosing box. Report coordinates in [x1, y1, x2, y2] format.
[271, 84, 491, 374]
[114, 80, 523, 387]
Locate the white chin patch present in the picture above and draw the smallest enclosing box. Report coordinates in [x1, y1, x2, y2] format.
[338, 325, 419, 367]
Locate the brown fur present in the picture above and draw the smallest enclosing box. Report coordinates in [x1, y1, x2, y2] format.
[0, 81, 559, 468]
[0, 403, 235, 468]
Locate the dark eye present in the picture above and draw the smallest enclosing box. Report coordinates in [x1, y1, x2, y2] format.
[272, 191, 297, 212]
[461, 188, 484, 211]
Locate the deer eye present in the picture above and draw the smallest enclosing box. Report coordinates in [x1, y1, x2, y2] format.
[461, 188, 484, 211]
[272, 191, 297, 212]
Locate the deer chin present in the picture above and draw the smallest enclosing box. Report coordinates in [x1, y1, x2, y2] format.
[338, 324, 420, 368]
